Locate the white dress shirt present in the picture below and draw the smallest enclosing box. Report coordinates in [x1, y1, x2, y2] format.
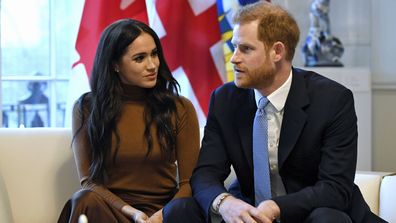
[254, 70, 292, 197]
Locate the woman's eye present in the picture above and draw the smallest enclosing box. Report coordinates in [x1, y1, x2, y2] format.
[151, 50, 158, 57]
[134, 56, 144, 62]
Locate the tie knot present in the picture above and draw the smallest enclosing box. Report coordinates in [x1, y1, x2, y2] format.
[258, 97, 269, 110]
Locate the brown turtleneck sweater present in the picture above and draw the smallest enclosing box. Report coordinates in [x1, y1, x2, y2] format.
[72, 84, 200, 216]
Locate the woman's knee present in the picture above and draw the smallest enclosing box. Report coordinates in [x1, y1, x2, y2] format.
[70, 189, 102, 208]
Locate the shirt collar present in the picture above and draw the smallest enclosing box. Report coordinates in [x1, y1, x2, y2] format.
[254, 70, 292, 112]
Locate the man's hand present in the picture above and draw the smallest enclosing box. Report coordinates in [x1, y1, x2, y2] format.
[218, 196, 273, 223]
[256, 200, 280, 222]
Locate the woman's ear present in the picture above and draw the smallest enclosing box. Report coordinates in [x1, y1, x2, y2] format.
[272, 41, 285, 62]
[113, 63, 120, 73]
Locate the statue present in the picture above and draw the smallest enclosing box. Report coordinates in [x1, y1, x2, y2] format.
[302, 0, 344, 67]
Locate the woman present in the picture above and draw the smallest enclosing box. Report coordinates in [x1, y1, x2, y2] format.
[58, 19, 200, 223]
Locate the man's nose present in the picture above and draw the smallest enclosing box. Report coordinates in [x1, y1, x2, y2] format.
[230, 49, 241, 64]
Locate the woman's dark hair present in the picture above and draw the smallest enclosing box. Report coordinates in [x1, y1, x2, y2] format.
[75, 19, 179, 183]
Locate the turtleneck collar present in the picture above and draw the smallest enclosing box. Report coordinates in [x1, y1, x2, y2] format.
[121, 83, 150, 101]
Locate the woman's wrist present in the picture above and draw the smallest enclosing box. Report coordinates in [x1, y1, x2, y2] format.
[131, 210, 141, 222]
[121, 205, 138, 219]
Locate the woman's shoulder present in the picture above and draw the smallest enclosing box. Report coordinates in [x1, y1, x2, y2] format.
[73, 92, 92, 115]
[173, 95, 199, 130]
[175, 96, 195, 112]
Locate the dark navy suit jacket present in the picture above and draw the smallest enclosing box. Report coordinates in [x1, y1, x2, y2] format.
[191, 68, 384, 222]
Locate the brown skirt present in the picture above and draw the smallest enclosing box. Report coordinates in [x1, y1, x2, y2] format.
[57, 189, 132, 223]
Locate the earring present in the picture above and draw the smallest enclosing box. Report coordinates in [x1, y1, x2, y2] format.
[115, 69, 119, 73]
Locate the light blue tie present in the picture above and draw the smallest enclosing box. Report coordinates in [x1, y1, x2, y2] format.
[253, 97, 271, 206]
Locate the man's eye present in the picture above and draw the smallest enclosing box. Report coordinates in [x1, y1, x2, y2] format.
[240, 46, 251, 53]
[244, 45, 253, 50]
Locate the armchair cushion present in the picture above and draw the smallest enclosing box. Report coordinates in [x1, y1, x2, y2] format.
[379, 175, 396, 222]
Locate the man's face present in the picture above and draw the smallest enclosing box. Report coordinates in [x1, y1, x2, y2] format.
[230, 20, 275, 90]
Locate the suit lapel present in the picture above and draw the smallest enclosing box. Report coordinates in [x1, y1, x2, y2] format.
[235, 89, 256, 169]
[278, 69, 309, 170]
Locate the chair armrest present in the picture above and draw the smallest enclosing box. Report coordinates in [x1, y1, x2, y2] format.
[353, 171, 394, 215]
[379, 175, 396, 222]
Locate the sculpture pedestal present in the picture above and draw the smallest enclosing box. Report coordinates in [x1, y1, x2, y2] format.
[309, 67, 372, 170]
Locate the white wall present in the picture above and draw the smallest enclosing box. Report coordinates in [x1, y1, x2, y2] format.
[371, 0, 396, 172]
[371, 0, 396, 86]
[372, 90, 396, 171]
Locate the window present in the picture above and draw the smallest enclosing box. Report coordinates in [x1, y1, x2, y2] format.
[0, 0, 84, 127]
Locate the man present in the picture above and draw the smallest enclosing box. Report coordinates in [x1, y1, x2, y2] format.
[177, 2, 385, 223]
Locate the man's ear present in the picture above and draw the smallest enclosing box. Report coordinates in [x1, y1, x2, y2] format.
[272, 41, 285, 62]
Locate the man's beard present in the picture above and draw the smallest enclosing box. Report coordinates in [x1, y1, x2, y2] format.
[251, 63, 276, 89]
[235, 62, 276, 89]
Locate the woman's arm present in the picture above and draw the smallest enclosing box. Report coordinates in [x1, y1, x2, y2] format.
[71, 100, 145, 220]
[172, 97, 200, 199]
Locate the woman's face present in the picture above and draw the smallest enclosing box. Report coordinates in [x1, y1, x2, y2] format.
[115, 32, 159, 88]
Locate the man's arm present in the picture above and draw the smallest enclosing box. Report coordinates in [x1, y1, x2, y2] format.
[191, 90, 232, 221]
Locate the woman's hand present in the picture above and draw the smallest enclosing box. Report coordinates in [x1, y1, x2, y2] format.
[133, 210, 149, 223]
[146, 209, 163, 223]
[121, 205, 148, 223]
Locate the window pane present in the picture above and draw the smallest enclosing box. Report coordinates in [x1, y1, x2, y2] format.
[53, 0, 82, 78]
[1, 0, 50, 76]
[2, 80, 50, 127]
